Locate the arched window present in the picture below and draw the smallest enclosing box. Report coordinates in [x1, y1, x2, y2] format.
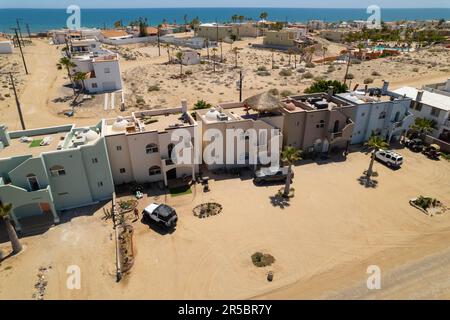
[168, 143, 175, 159]
[149, 166, 161, 176]
[50, 165, 66, 177]
[146, 143, 158, 154]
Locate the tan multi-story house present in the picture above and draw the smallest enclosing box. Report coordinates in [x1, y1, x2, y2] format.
[263, 28, 306, 49]
[195, 102, 284, 170]
[103, 100, 199, 186]
[281, 93, 356, 154]
[196, 22, 259, 42]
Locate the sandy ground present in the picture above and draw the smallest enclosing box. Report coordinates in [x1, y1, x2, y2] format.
[1, 147, 449, 299]
[1, 38, 449, 131]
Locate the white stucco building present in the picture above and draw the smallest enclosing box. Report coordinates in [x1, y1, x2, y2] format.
[0, 37, 13, 54]
[339, 81, 415, 144]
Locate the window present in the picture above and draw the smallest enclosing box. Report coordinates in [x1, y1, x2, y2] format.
[92, 158, 98, 164]
[98, 181, 103, 187]
[50, 165, 66, 177]
[104, 67, 111, 74]
[116, 145, 122, 151]
[430, 107, 440, 117]
[378, 111, 386, 119]
[92, 83, 98, 88]
[58, 192, 69, 196]
[27, 174, 40, 191]
[414, 102, 422, 111]
[146, 143, 159, 154]
[316, 120, 325, 128]
[119, 168, 126, 174]
[149, 166, 161, 176]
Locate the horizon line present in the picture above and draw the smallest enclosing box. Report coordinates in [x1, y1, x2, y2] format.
[2, 7, 450, 10]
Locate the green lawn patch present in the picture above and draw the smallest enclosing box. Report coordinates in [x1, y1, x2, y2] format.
[169, 185, 192, 197]
[29, 139, 43, 148]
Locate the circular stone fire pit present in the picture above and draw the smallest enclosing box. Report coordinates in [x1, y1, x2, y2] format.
[193, 202, 223, 218]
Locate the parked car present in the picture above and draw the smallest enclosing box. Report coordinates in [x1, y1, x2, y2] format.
[254, 166, 293, 185]
[422, 144, 441, 160]
[143, 203, 178, 229]
[405, 138, 424, 152]
[375, 149, 403, 168]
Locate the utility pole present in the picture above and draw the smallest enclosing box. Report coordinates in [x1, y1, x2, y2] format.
[157, 25, 161, 56]
[1, 72, 26, 130]
[239, 70, 243, 102]
[343, 50, 351, 86]
[26, 23, 32, 41]
[11, 28, 28, 75]
[16, 18, 25, 46]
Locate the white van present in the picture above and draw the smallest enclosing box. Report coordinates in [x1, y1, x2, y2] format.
[375, 149, 403, 168]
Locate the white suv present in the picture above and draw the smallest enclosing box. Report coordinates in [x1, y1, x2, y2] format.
[375, 149, 403, 168]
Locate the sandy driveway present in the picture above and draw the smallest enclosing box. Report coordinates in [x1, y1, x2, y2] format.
[1, 147, 449, 299]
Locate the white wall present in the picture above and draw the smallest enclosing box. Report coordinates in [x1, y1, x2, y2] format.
[0, 41, 13, 54]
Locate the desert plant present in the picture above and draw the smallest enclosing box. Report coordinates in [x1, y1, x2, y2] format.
[305, 62, 315, 68]
[193, 99, 212, 110]
[363, 78, 374, 84]
[0, 203, 22, 254]
[371, 70, 381, 76]
[302, 72, 314, 79]
[268, 88, 279, 96]
[345, 73, 354, 80]
[364, 134, 389, 178]
[148, 84, 160, 92]
[280, 90, 293, 98]
[279, 69, 292, 77]
[304, 80, 348, 94]
[281, 146, 302, 197]
[251, 252, 275, 267]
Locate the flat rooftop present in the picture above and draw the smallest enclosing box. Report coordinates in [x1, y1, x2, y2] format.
[0, 132, 67, 158]
[104, 112, 194, 136]
[393, 87, 450, 111]
[284, 93, 353, 112]
[338, 90, 399, 104]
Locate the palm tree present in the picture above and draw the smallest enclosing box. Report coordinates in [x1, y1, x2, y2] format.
[0, 203, 22, 254]
[260, 12, 268, 21]
[281, 146, 302, 197]
[175, 51, 183, 75]
[364, 135, 389, 178]
[322, 45, 328, 63]
[57, 57, 76, 94]
[287, 49, 294, 66]
[231, 15, 239, 23]
[238, 16, 245, 24]
[73, 71, 88, 92]
[163, 43, 171, 63]
[411, 117, 436, 140]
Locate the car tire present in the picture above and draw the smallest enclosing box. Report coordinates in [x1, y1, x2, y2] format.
[386, 162, 391, 167]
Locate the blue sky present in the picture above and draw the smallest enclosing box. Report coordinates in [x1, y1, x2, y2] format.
[1, 0, 449, 9]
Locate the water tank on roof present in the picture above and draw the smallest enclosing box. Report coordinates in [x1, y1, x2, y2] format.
[112, 116, 130, 131]
[204, 108, 221, 121]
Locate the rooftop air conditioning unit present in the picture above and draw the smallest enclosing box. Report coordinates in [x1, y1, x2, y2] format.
[217, 113, 228, 121]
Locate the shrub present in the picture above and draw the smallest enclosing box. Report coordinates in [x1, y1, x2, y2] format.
[305, 62, 315, 68]
[326, 65, 335, 73]
[297, 68, 306, 73]
[279, 69, 292, 77]
[280, 90, 293, 97]
[251, 252, 275, 267]
[363, 78, 374, 84]
[148, 84, 160, 92]
[412, 67, 419, 72]
[257, 66, 267, 72]
[185, 70, 193, 75]
[371, 70, 381, 76]
[193, 99, 212, 110]
[304, 80, 348, 94]
[302, 72, 314, 79]
[268, 88, 279, 96]
[257, 70, 271, 76]
[345, 73, 354, 80]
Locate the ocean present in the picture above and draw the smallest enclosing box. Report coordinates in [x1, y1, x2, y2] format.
[1, 8, 450, 33]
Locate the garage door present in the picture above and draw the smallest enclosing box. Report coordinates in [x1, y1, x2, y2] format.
[102, 82, 116, 92]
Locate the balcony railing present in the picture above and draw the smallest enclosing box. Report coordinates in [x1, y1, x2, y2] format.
[331, 132, 343, 139]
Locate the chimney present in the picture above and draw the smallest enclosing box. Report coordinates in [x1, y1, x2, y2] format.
[416, 90, 424, 102]
[381, 80, 389, 94]
[0, 124, 11, 148]
[181, 99, 188, 113]
[445, 78, 450, 92]
[327, 86, 334, 96]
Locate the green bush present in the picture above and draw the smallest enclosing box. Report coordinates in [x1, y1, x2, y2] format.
[305, 62, 315, 68]
[304, 80, 348, 94]
[148, 84, 160, 92]
[251, 252, 275, 267]
[345, 73, 354, 80]
[257, 66, 267, 72]
[371, 70, 381, 76]
[302, 72, 314, 79]
[279, 69, 292, 77]
[363, 78, 374, 84]
[297, 68, 306, 73]
[193, 99, 212, 110]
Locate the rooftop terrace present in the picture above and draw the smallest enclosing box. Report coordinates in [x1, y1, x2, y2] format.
[283, 93, 353, 112]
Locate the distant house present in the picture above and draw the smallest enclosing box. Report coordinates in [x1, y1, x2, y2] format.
[263, 28, 306, 49]
[0, 36, 13, 54]
[67, 38, 122, 93]
[0, 123, 114, 231]
[393, 86, 450, 144]
[98, 29, 132, 42]
[196, 22, 259, 42]
[49, 28, 101, 45]
[320, 29, 348, 43]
